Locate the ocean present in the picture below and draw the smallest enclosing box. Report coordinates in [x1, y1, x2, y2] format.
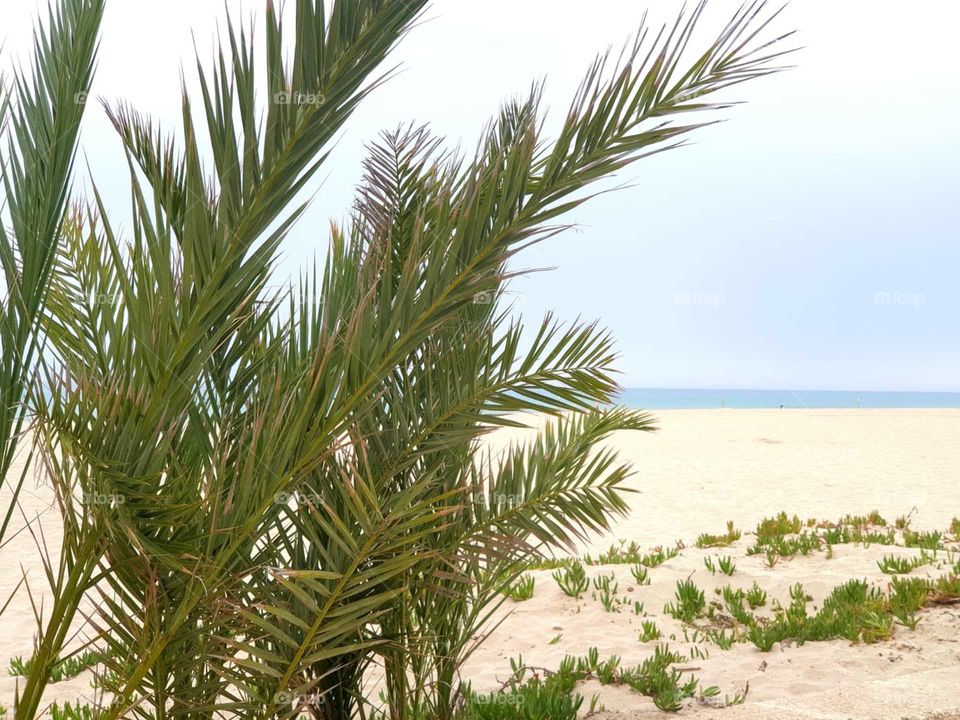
[616, 388, 960, 410]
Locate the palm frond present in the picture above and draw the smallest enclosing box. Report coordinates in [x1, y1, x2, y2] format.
[0, 0, 104, 547]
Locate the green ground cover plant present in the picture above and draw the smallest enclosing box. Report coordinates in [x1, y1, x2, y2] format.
[505, 575, 535, 602]
[465, 645, 716, 714]
[664, 580, 706, 623]
[553, 561, 590, 599]
[8, 651, 101, 682]
[695, 522, 741, 548]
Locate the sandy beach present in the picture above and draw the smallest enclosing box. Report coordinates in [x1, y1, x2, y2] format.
[2, 409, 959, 718]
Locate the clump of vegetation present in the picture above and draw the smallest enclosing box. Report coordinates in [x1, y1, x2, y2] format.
[755, 512, 802, 542]
[585, 540, 644, 565]
[877, 552, 932, 575]
[718, 556, 736, 576]
[523, 557, 576, 571]
[837, 510, 887, 527]
[593, 573, 616, 592]
[593, 573, 625, 612]
[747, 512, 829, 563]
[8, 651, 102, 682]
[721, 587, 755, 626]
[928, 573, 960, 602]
[703, 555, 736, 576]
[619, 645, 708, 712]
[460, 656, 583, 720]
[631, 564, 651, 585]
[505, 575, 536, 602]
[640, 545, 681, 568]
[695, 521, 741, 548]
[49, 702, 95, 720]
[949, 517, 960, 537]
[640, 621, 662, 642]
[706, 629, 737, 650]
[821, 524, 896, 547]
[746, 582, 768, 608]
[888, 577, 928, 628]
[552, 561, 590, 599]
[464, 644, 717, 716]
[748, 578, 912, 652]
[664, 579, 706, 623]
[788, 582, 811, 608]
[903, 529, 944, 551]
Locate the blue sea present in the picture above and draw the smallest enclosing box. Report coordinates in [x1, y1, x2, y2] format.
[617, 388, 960, 410]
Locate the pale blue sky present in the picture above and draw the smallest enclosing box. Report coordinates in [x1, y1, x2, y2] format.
[3, 1, 958, 391]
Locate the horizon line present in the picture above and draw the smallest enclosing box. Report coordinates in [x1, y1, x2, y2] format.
[618, 387, 960, 395]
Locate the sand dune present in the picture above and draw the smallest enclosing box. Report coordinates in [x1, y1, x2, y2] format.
[2, 409, 959, 718]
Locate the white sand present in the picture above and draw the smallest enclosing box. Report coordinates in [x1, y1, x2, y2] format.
[2, 409, 959, 718]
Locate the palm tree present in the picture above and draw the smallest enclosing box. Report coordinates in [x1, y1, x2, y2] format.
[0, 0, 103, 550]
[12, 1, 791, 718]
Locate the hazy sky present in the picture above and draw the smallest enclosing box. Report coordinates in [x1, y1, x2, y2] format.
[2, 1, 958, 391]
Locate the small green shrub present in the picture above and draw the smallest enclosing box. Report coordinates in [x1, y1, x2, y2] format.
[593, 573, 616, 592]
[505, 575, 535, 602]
[49, 702, 94, 720]
[748, 579, 894, 651]
[747, 580, 767, 610]
[600, 588, 618, 613]
[587, 540, 644, 565]
[8, 651, 102, 682]
[877, 552, 931, 575]
[619, 645, 699, 712]
[722, 586, 754, 625]
[639, 621, 661, 642]
[552, 561, 589, 599]
[706, 628, 736, 650]
[903, 529, 943, 551]
[639, 545, 681, 568]
[522, 557, 576, 571]
[749, 531, 822, 561]
[755, 512, 802, 542]
[468, 644, 707, 716]
[664, 579, 705, 623]
[717, 556, 736, 576]
[789, 583, 810, 606]
[695, 521, 741, 548]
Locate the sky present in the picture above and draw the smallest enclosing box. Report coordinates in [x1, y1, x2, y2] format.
[2, 0, 958, 392]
